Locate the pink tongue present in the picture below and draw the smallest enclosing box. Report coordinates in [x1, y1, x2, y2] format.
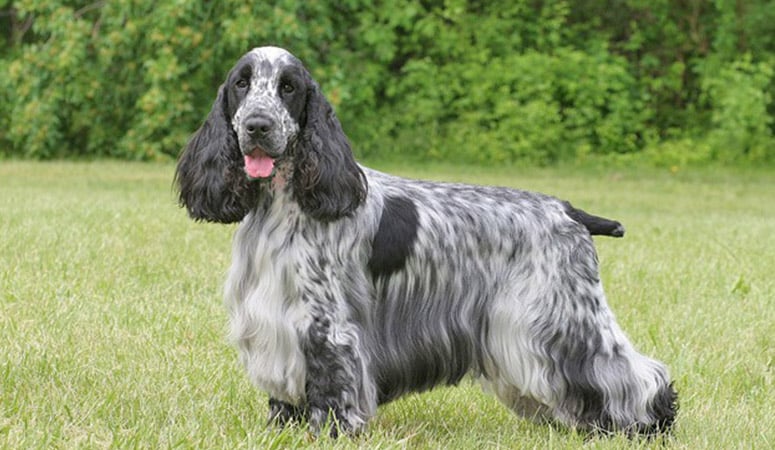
[244, 149, 275, 179]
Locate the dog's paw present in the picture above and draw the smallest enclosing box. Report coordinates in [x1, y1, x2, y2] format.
[267, 398, 305, 428]
[307, 405, 365, 438]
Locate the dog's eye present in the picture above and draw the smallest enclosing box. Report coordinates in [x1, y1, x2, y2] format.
[280, 82, 295, 94]
[235, 79, 249, 89]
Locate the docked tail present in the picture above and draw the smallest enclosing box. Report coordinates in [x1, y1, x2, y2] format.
[563, 202, 625, 238]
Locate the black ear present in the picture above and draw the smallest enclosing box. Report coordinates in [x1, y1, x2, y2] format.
[292, 81, 367, 222]
[175, 85, 256, 223]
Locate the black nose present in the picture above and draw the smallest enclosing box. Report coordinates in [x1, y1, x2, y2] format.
[245, 116, 274, 136]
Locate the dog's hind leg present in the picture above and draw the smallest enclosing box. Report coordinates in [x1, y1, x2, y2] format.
[485, 285, 676, 435]
[484, 232, 676, 435]
[480, 282, 562, 426]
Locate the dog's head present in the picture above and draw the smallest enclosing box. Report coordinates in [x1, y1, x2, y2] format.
[175, 46, 366, 223]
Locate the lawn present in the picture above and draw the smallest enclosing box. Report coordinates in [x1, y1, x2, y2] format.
[1, 161, 773, 449]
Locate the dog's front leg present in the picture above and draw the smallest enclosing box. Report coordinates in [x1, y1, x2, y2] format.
[267, 397, 305, 427]
[300, 300, 376, 437]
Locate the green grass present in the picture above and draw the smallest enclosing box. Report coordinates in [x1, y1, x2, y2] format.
[1, 160, 773, 449]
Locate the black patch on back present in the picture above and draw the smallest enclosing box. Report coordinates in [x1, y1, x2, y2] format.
[563, 202, 625, 238]
[368, 195, 419, 279]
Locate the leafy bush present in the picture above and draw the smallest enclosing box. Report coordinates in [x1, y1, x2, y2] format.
[1, 0, 774, 165]
[698, 55, 774, 163]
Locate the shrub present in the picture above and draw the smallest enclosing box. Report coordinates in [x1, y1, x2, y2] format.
[1, 0, 774, 165]
[698, 55, 774, 163]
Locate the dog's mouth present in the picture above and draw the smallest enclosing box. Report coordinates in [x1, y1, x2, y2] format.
[244, 147, 276, 180]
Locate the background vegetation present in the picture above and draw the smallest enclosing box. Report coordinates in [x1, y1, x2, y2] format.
[1, 0, 774, 165]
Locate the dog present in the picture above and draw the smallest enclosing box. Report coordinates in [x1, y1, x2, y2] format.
[175, 46, 676, 437]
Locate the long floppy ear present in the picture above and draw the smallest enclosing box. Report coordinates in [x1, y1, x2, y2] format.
[292, 81, 367, 222]
[175, 85, 256, 223]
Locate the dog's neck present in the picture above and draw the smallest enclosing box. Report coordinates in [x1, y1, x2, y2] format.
[248, 157, 292, 192]
[269, 158, 293, 192]
[249, 157, 297, 217]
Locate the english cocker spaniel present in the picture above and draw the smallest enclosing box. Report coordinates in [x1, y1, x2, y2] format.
[175, 46, 676, 437]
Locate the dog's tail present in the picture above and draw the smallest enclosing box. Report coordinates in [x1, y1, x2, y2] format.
[563, 202, 625, 238]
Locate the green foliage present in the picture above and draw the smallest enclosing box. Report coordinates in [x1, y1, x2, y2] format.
[698, 55, 774, 162]
[366, 47, 645, 164]
[1, 0, 774, 164]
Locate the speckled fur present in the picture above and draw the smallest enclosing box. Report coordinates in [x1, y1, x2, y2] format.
[175, 46, 677, 437]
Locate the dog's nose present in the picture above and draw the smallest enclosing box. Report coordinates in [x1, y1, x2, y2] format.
[245, 116, 274, 136]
